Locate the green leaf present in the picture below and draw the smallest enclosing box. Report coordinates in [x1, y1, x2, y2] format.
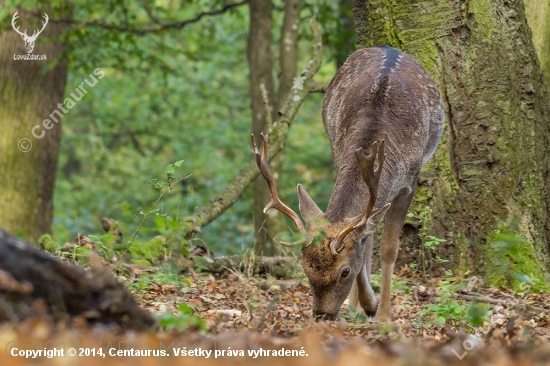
[155, 215, 166, 231]
[467, 303, 488, 327]
[177, 303, 194, 315]
[434, 316, 446, 325]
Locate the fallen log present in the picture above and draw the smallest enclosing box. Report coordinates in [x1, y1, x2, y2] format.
[0, 229, 154, 331]
[192, 255, 300, 278]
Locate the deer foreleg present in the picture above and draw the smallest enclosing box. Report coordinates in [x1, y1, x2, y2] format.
[355, 234, 377, 316]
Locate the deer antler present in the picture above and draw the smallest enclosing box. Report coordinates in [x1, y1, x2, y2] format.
[11, 11, 48, 40]
[31, 13, 48, 39]
[252, 133, 305, 232]
[11, 11, 28, 37]
[329, 140, 385, 255]
[252, 133, 311, 246]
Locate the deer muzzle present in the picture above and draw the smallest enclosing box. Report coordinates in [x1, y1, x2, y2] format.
[313, 311, 337, 321]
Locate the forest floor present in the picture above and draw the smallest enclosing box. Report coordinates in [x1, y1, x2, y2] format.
[3, 257, 550, 365]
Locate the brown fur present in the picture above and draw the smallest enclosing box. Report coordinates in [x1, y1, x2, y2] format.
[266, 46, 443, 321]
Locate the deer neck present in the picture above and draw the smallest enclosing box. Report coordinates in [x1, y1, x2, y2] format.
[325, 170, 371, 223]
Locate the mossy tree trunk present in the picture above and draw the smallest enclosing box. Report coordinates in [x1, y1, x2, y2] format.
[0, 10, 68, 243]
[524, 0, 550, 91]
[354, 0, 550, 288]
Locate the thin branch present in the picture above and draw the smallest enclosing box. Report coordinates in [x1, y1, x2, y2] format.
[260, 83, 273, 128]
[36, 1, 247, 35]
[115, 175, 190, 272]
[140, 1, 162, 26]
[452, 293, 545, 312]
[309, 82, 327, 93]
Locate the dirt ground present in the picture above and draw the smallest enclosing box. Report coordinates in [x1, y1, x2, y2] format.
[3, 264, 549, 365]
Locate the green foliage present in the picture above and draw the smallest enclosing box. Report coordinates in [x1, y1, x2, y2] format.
[484, 218, 550, 292]
[127, 237, 166, 265]
[340, 305, 368, 323]
[0, 1, 344, 254]
[127, 265, 190, 293]
[407, 207, 447, 276]
[416, 277, 491, 328]
[38, 234, 60, 252]
[156, 303, 207, 332]
[43, 159, 194, 266]
[467, 303, 491, 327]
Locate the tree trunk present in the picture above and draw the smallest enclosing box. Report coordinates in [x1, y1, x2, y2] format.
[0, 229, 154, 330]
[524, 0, 550, 91]
[354, 0, 550, 289]
[249, 0, 301, 256]
[335, 0, 356, 68]
[276, 0, 301, 110]
[263, 0, 302, 252]
[0, 10, 68, 243]
[248, 0, 280, 256]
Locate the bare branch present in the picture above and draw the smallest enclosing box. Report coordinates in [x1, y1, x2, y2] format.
[139, 1, 162, 26]
[309, 82, 327, 93]
[35, 1, 247, 35]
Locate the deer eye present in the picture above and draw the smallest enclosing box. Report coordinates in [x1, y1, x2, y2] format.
[341, 267, 351, 279]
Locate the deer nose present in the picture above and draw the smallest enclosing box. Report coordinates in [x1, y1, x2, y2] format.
[313, 311, 337, 321]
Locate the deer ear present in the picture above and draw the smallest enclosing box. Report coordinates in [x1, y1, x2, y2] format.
[297, 184, 324, 224]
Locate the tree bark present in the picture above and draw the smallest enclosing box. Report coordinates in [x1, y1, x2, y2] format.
[354, 0, 550, 288]
[248, 0, 281, 256]
[261, 0, 303, 254]
[0, 10, 68, 243]
[276, 0, 301, 109]
[248, 0, 302, 256]
[0, 229, 154, 330]
[524, 0, 550, 91]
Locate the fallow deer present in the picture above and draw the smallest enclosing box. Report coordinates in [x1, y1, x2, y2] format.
[252, 45, 444, 322]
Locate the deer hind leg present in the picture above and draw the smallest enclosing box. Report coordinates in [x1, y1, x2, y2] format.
[355, 234, 378, 316]
[376, 186, 415, 322]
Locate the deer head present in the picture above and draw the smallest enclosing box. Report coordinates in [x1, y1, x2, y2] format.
[251, 133, 390, 320]
[12, 11, 49, 54]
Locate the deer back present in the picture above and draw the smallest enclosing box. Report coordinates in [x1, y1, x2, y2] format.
[322, 46, 444, 222]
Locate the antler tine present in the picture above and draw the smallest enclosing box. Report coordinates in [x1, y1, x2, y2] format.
[353, 139, 385, 228]
[37, 13, 48, 35]
[251, 133, 306, 233]
[11, 11, 27, 36]
[279, 237, 314, 247]
[329, 140, 385, 255]
[29, 13, 48, 39]
[11, 11, 19, 27]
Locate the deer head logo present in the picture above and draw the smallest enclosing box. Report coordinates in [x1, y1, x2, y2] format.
[11, 11, 49, 54]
